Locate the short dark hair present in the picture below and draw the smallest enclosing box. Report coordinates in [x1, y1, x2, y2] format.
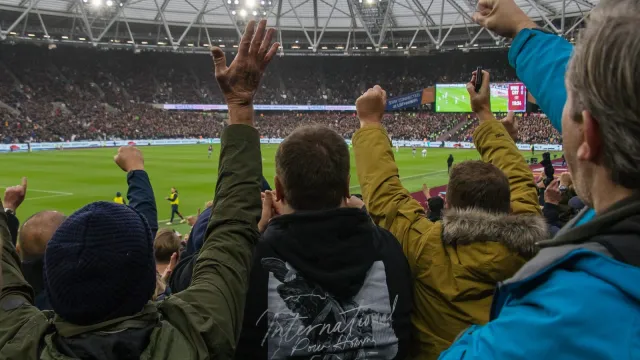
[446, 160, 511, 214]
[275, 125, 350, 211]
[154, 228, 181, 263]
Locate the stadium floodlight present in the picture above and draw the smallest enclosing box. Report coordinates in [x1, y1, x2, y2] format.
[158, 41, 166, 45]
[119, 2, 123, 5]
[61, 35, 69, 39]
[261, 0, 265, 4]
[106, 0, 113, 5]
[92, 0, 102, 6]
[246, 0, 255, 8]
[366, 0, 374, 4]
[141, 41, 148, 44]
[268, 1, 271, 4]
[219, 44, 226, 47]
[234, 0, 239, 4]
[252, 10, 258, 15]
[231, 10, 236, 14]
[263, 11, 267, 15]
[27, 33, 35, 37]
[79, 37, 86, 40]
[321, 46, 328, 49]
[9, 32, 17, 35]
[82, 0, 88, 2]
[239, 8, 247, 16]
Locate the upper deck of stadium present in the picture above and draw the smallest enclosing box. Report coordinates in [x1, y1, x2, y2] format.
[0, 0, 595, 54]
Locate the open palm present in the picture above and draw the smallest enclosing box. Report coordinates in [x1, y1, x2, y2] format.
[211, 20, 279, 107]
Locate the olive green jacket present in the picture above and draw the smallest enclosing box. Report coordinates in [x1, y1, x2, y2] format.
[353, 120, 547, 360]
[0, 124, 263, 360]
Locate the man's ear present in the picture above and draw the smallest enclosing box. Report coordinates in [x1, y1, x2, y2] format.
[577, 110, 602, 162]
[274, 175, 285, 203]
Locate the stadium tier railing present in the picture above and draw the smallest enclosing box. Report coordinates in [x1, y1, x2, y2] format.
[0, 139, 563, 153]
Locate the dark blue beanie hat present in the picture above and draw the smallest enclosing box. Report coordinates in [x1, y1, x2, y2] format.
[44, 201, 156, 325]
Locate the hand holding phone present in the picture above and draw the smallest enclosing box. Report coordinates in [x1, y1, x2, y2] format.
[474, 66, 483, 93]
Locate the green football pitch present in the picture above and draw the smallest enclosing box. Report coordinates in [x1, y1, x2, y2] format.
[436, 86, 509, 113]
[0, 145, 556, 234]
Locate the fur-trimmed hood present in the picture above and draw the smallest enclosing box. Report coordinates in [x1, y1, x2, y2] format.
[442, 208, 548, 258]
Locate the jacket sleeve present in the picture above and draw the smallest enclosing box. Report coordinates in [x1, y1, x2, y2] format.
[0, 209, 41, 348]
[6, 212, 19, 246]
[508, 28, 573, 133]
[353, 125, 436, 274]
[126, 170, 158, 237]
[473, 120, 541, 215]
[174, 124, 262, 355]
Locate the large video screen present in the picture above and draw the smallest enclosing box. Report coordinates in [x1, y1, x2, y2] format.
[435, 83, 527, 113]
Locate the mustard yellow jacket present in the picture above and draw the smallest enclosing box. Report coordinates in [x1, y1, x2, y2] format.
[353, 120, 547, 360]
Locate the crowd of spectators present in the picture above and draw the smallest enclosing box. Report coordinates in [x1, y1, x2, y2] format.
[0, 43, 561, 144]
[450, 115, 561, 144]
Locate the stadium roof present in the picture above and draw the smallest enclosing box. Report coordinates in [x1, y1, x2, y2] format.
[0, 0, 596, 53]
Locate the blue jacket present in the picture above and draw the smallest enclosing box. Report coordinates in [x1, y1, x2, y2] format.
[508, 28, 573, 133]
[439, 195, 640, 360]
[127, 170, 158, 238]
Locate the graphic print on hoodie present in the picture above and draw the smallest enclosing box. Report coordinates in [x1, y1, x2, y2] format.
[237, 208, 412, 360]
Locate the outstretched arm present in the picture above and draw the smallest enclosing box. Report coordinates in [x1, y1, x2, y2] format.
[172, 19, 279, 357]
[114, 146, 159, 237]
[467, 71, 541, 215]
[508, 29, 572, 133]
[471, 0, 572, 133]
[0, 182, 41, 348]
[353, 86, 435, 274]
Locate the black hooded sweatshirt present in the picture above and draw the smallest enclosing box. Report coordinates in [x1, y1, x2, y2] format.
[237, 207, 412, 360]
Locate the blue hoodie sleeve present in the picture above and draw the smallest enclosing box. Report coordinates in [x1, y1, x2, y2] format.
[508, 28, 574, 134]
[126, 170, 158, 237]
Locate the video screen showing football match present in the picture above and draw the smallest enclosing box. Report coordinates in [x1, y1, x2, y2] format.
[435, 83, 527, 113]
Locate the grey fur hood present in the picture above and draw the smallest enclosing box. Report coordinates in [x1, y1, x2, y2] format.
[442, 208, 548, 258]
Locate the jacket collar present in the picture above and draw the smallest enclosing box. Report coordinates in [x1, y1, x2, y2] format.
[442, 207, 547, 258]
[54, 302, 159, 338]
[539, 192, 640, 248]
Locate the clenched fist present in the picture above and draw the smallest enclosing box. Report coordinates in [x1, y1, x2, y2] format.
[473, 0, 536, 39]
[114, 146, 145, 172]
[4, 177, 28, 212]
[356, 85, 387, 128]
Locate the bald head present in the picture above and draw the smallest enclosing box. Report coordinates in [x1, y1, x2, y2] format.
[19, 211, 66, 261]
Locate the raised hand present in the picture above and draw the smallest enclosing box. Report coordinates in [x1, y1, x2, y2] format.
[114, 146, 145, 172]
[544, 178, 562, 205]
[4, 177, 28, 212]
[356, 85, 387, 128]
[472, 0, 537, 39]
[211, 19, 279, 125]
[346, 195, 365, 209]
[466, 70, 494, 121]
[500, 112, 518, 141]
[422, 183, 431, 200]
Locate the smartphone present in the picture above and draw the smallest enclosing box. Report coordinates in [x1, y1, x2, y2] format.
[474, 66, 483, 93]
